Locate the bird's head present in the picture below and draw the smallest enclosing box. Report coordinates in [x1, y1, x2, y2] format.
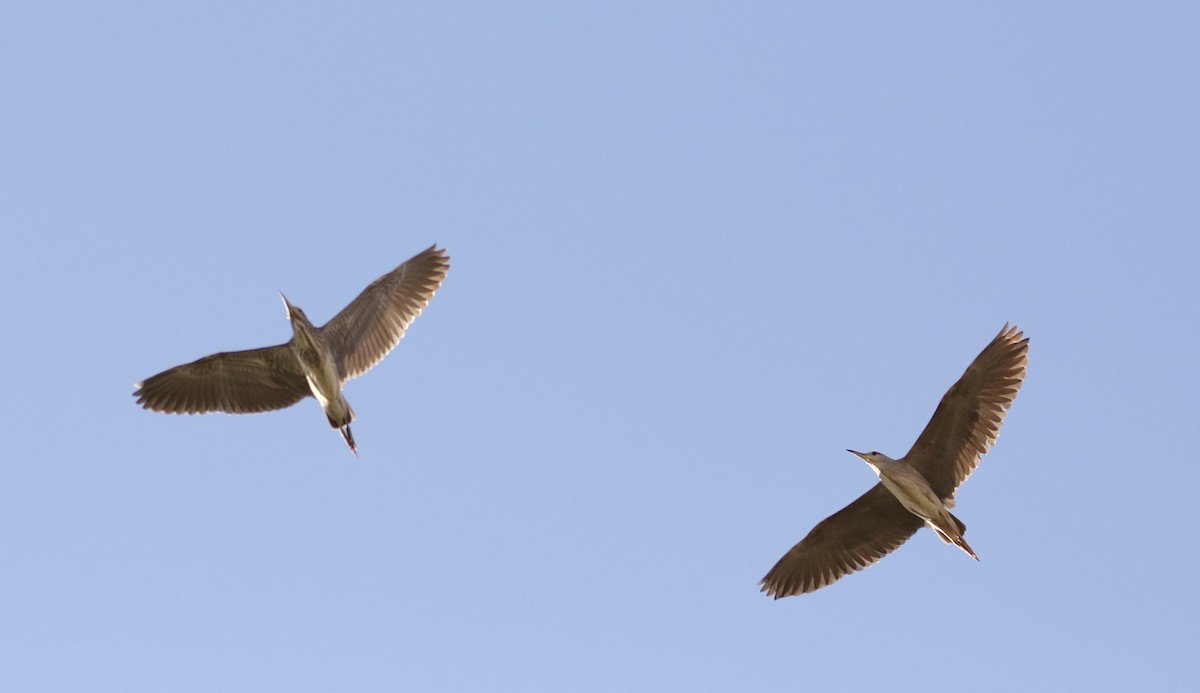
[847, 449, 893, 472]
[279, 293, 314, 330]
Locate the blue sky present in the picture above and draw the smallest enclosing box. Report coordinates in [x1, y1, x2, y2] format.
[2, 2, 1197, 691]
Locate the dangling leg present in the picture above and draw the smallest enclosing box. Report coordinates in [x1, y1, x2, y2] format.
[928, 513, 979, 561]
[339, 424, 357, 456]
[324, 398, 357, 457]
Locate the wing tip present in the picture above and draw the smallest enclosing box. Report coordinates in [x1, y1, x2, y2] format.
[421, 243, 451, 263]
[758, 577, 785, 600]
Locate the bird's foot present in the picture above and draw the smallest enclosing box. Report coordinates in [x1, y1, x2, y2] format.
[340, 425, 357, 456]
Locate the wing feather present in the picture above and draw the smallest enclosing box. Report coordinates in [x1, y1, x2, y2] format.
[904, 324, 1030, 499]
[760, 484, 922, 598]
[134, 344, 310, 414]
[321, 245, 450, 381]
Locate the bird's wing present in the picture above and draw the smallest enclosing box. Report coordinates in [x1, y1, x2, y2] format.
[320, 245, 450, 381]
[903, 324, 1029, 500]
[759, 484, 922, 598]
[134, 344, 311, 414]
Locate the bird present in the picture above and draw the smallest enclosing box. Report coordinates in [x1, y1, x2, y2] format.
[134, 244, 450, 456]
[760, 323, 1029, 599]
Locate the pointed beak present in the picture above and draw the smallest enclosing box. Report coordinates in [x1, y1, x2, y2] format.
[279, 292, 294, 319]
[846, 449, 868, 462]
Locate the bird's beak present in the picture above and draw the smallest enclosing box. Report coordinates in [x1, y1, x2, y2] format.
[279, 292, 294, 319]
[846, 449, 868, 462]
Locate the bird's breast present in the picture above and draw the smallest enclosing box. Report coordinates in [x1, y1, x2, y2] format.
[878, 467, 947, 522]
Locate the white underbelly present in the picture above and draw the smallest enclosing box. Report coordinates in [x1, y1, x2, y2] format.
[879, 474, 944, 522]
[305, 360, 343, 409]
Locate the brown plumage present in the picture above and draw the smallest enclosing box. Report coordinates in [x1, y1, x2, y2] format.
[134, 245, 450, 454]
[760, 324, 1029, 599]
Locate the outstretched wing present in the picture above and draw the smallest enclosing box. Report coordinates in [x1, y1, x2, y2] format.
[904, 324, 1029, 500]
[320, 245, 450, 381]
[760, 484, 922, 598]
[134, 344, 310, 414]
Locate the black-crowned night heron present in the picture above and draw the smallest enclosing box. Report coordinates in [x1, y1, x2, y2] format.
[760, 324, 1029, 598]
[134, 244, 450, 455]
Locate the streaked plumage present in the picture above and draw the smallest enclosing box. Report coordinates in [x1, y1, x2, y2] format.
[134, 244, 450, 455]
[760, 324, 1029, 598]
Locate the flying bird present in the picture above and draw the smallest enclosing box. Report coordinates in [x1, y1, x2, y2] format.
[760, 324, 1029, 598]
[134, 244, 450, 455]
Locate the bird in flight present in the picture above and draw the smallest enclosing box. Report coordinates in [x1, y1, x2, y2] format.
[760, 324, 1029, 598]
[134, 244, 450, 456]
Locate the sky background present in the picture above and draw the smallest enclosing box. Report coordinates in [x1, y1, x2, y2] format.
[2, 2, 1197, 691]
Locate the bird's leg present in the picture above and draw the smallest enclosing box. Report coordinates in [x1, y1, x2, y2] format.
[953, 535, 979, 561]
[339, 425, 357, 456]
[927, 514, 979, 561]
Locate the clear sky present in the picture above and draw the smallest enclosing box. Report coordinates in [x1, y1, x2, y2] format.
[2, 2, 1197, 691]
